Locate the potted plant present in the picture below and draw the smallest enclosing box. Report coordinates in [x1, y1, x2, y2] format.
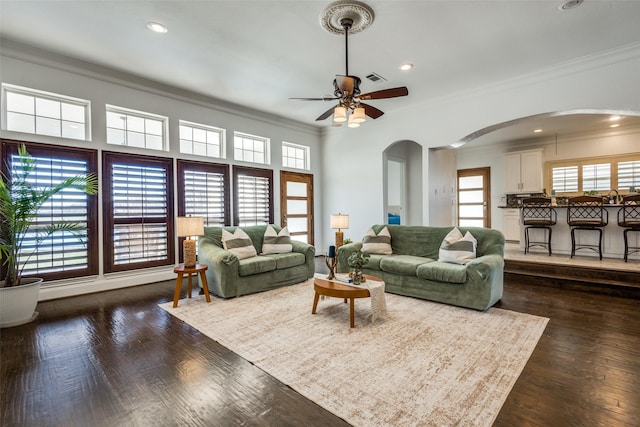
[0, 144, 97, 327]
[347, 251, 370, 285]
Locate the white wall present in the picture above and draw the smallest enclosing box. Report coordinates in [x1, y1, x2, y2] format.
[321, 42, 640, 243]
[0, 46, 323, 300]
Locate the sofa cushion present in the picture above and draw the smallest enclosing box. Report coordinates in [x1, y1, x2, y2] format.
[263, 252, 305, 269]
[363, 254, 386, 271]
[222, 228, 258, 260]
[362, 226, 393, 255]
[380, 255, 434, 276]
[262, 225, 293, 254]
[417, 261, 467, 284]
[438, 228, 477, 265]
[238, 256, 276, 276]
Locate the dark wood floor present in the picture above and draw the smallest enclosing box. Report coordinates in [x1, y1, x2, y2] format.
[1, 260, 639, 426]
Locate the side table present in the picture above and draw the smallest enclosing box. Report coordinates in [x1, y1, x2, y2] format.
[173, 264, 211, 308]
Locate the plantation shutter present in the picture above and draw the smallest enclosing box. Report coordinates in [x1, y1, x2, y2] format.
[103, 152, 174, 272]
[1, 141, 98, 282]
[582, 163, 611, 192]
[183, 169, 227, 227]
[551, 166, 578, 193]
[233, 166, 273, 226]
[617, 160, 640, 190]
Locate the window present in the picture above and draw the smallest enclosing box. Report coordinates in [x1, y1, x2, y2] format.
[547, 153, 640, 195]
[106, 105, 168, 151]
[233, 166, 273, 226]
[282, 142, 310, 170]
[2, 83, 90, 141]
[179, 120, 226, 158]
[234, 132, 270, 164]
[177, 160, 230, 227]
[102, 152, 174, 272]
[1, 140, 98, 281]
[582, 163, 611, 192]
[551, 166, 578, 193]
[618, 160, 640, 190]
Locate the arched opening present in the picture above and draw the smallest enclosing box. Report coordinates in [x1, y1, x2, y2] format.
[383, 140, 423, 225]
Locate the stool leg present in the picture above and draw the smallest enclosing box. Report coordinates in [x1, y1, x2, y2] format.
[199, 271, 211, 303]
[624, 229, 629, 262]
[173, 274, 184, 308]
[570, 228, 576, 258]
[524, 228, 529, 254]
[548, 227, 553, 256]
[598, 228, 603, 260]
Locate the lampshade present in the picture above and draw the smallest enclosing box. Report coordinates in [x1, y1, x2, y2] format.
[333, 106, 347, 123]
[352, 107, 366, 123]
[176, 216, 204, 237]
[330, 213, 349, 230]
[347, 114, 360, 128]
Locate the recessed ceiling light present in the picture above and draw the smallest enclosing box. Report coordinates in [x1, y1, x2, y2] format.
[558, 0, 583, 11]
[534, 129, 543, 133]
[400, 63, 413, 71]
[450, 142, 465, 148]
[147, 22, 168, 33]
[610, 124, 620, 128]
[609, 115, 621, 121]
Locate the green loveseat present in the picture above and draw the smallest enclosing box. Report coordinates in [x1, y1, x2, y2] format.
[198, 225, 315, 298]
[337, 225, 504, 310]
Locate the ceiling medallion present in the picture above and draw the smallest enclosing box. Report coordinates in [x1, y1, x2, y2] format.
[320, 0, 375, 35]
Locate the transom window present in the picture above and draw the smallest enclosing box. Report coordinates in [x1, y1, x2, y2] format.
[106, 105, 168, 151]
[234, 132, 270, 165]
[547, 153, 640, 195]
[179, 120, 226, 158]
[2, 83, 90, 141]
[282, 141, 310, 170]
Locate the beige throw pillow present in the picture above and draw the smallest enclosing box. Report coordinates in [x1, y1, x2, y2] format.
[438, 227, 477, 265]
[262, 225, 293, 254]
[362, 226, 393, 255]
[222, 228, 257, 260]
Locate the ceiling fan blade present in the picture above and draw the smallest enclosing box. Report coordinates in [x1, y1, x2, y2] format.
[359, 86, 409, 100]
[289, 97, 339, 101]
[316, 105, 337, 121]
[361, 102, 384, 119]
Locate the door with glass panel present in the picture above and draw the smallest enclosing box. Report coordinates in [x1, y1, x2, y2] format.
[457, 168, 491, 228]
[280, 171, 314, 244]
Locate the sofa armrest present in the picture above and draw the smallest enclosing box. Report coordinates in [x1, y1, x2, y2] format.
[465, 254, 504, 282]
[336, 242, 363, 273]
[198, 237, 240, 297]
[291, 240, 316, 278]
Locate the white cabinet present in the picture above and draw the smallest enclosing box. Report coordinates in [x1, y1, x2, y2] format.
[502, 209, 521, 242]
[504, 149, 543, 193]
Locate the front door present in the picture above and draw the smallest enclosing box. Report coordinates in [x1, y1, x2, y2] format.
[457, 167, 491, 228]
[280, 171, 314, 244]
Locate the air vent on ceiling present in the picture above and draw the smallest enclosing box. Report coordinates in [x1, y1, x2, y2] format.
[366, 72, 387, 83]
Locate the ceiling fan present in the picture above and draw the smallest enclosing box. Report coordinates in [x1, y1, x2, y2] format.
[290, 17, 408, 124]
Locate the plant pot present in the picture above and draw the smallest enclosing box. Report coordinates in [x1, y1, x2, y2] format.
[0, 278, 42, 328]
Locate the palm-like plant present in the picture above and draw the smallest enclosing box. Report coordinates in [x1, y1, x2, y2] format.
[0, 144, 98, 287]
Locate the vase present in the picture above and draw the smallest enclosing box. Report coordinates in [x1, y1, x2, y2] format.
[0, 278, 42, 328]
[352, 269, 363, 285]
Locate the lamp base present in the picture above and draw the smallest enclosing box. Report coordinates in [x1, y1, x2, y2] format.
[335, 230, 344, 249]
[183, 239, 197, 267]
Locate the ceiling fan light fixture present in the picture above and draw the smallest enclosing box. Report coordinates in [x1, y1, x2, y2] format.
[348, 114, 360, 128]
[352, 107, 366, 123]
[333, 106, 347, 123]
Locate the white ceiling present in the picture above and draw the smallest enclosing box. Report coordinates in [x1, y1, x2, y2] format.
[2, 0, 640, 143]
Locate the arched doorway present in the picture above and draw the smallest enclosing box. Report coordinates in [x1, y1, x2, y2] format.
[383, 140, 423, 225]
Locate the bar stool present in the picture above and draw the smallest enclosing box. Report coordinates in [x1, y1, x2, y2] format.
[521, 197, 557, 255]
[567, 196, 608, 260]
[617, 194, 640, 262]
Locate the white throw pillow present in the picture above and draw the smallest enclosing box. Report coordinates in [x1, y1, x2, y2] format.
[262, 225, 293, 254]
[222, 228, 257, 260]
[362, 226, 393, 255]
[438, 228, 477, 265]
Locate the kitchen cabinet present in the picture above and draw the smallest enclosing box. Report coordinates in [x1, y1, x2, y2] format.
[502, 209, 521, 242]
[504, 149, 543, 193]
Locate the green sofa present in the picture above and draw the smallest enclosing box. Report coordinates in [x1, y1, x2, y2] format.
[198, 225, 315, 298]
[337, 225, 504, 310]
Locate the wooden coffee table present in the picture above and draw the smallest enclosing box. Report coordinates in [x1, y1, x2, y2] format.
[312, 275, 382, 328]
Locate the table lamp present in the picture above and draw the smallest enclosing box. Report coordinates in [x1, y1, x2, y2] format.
[330, 213, 349, 248]
[177, 216, 205, 267]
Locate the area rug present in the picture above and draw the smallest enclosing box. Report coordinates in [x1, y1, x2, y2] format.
[159, 280, 548, 426]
